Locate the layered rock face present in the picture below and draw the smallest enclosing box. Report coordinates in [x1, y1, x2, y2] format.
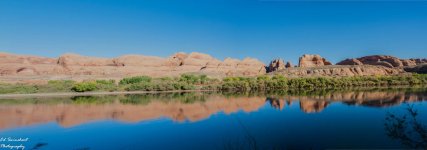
[298, 54, 332, 67]
[270, 65, 404, 77]
[404, 64, 427, 74]
[0, 52, 266, 82]
[0, 53, 62, 76]
[336, 58, 363, 66]
[1, 52, 424, 83]
[337, 55, 427, 68]
[192, 53, 267, 76]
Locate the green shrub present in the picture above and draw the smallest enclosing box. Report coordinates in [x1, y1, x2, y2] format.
[173, 82, 196, 90]
[126, 82, 154, 91]
[72, 82, 97, 92]
[179, 74, 200, 84]
[201, 84, 220, 90]
[0, 84, 38, 94]
[48, 80, 76, 86]
[219, 74, 427, 92]
[159, 77, 173, 81]
[153, 82, 175, 91]
[95, 79, 117, 92]
[119, 76, 152, 85]
[257, 75, 271, 81]
[96, 79, 115, 85]
[199, 75, 208, 84]
[33, 80, 77, 93]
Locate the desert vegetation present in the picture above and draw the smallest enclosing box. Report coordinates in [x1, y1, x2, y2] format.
[220, 74, 427, 92]
[0, 74, 427, 94]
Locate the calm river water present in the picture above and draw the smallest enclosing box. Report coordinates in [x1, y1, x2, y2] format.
[0, 88, 426, 150]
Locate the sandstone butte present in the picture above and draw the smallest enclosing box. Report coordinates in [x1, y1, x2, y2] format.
[0, 52, 426, 83]
[0, 90, 425, 130]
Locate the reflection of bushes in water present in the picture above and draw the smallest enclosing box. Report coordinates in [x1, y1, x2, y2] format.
[0, 92, 211, 106]
[219, 90, 268, 99]
[267, 88, 369, 97]
[146, 92, 207, 104]
[120, 94, 152, 105]
[119, 92, 210, 105]
[0, 97, 73, 105]
[176, 92, 206, 104]
[385, 104, 427, 149]
[266, 88, 333, 97]
[71, 96, 115, 104]
[265, 86, 427, 98]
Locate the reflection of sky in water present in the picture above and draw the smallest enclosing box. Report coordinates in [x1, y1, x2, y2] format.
[0, 90, 426, 149]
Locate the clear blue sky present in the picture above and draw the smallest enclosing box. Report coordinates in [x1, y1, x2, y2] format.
[1, 0, 426, 64]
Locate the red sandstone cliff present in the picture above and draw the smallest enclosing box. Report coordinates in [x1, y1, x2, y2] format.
[0, 52, 266, 83]
[1, 52, 425, 83]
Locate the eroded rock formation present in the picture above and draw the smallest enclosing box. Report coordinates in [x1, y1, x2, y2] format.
[336, 58, 363, 66]
[199, 57, 267, 76]
[1, 52, 425, 83]
[270, 65, 403, 77]
[298, 54, 332, 67]
[404, 64, 427, 74]
[337, 55, 427, 68]
[0, 52, 266, 82]
[266, 59, 294, 73]
[285, 61, 293, 68]
[267, 59, 286, 72]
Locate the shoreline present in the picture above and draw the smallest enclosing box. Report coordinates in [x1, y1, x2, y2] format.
[1, 74, 426, 98]
[0, 85, 425, 99]
[0, 90, 215, 99]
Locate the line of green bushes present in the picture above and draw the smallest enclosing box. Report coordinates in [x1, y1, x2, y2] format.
[0, 74, 426, 94]
[219, 74, 427, 91]
[122, 74, 220, 91]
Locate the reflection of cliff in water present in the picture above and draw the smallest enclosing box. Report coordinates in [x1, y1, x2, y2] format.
[0, 93, 266, 130]
[267, 88, 427, 113]
[0, 88, 426, 130]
